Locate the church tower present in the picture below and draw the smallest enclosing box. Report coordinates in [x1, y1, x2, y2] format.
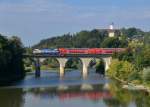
[108, 23, 115, 37]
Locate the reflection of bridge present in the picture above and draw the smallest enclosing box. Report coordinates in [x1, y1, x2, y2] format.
[24, 48, 124, 79]
[27, 84, 112, 101]
[59, 91, 112, 101]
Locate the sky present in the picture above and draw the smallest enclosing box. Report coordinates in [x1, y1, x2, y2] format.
[0, 0, 150, 46]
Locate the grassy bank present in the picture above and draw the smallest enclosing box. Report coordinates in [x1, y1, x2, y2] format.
[110, 76, 150, 94]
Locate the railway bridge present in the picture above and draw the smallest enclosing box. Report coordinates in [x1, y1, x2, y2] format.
[24, 54, 112, 79]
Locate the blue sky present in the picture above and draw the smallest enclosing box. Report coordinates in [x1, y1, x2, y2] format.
[0, 0, 150, 46]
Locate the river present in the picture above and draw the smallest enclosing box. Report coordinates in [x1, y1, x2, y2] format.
[0, 70, 149, 107]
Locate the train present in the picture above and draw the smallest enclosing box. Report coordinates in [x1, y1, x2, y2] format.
[33, 48, 124, 56]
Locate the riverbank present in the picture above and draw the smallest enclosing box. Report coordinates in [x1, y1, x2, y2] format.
[112, 76, 150, 94]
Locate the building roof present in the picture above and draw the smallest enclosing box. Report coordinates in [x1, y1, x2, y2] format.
[96, 29, 120, 32]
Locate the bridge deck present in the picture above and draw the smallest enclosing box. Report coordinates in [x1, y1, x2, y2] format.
[24, 54, 112, 58]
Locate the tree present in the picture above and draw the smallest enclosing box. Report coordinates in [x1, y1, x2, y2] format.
[108, 59, 135, 81]
[95, 60, 105, 75]
[116, 48, 134, 62]
[121, 27, 143, 38]
[142, 67, 150, 83]
[142, 45, 150, 68]
[0, 35, 25, 85]
[101, 37, 128, 48]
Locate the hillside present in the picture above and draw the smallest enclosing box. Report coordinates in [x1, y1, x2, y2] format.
[33, 28, 149, 49]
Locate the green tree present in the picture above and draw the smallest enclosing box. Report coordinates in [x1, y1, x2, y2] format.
[142, 67, 150, 83]
[0, 35, 25, 85]
[95, 60, 105, 75]
[108, 59, 135, 81]
[121, 27, 143, 38]
[101, 37, 128, 48]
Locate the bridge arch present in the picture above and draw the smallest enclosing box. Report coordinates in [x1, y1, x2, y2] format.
[79, 57, 112, 78]
[89, 58, 105, 75]
[65, 57, 83, 73]
[42, 58, 60, 69]
[33, 57, 60, 77]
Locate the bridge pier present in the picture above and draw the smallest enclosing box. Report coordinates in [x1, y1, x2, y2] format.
[34, 58, 41, 77]
[56, 58, 68, 78]
[80, 58, 92, 79]
[103, 57, 112, 72]
[81, 83, 93, 90]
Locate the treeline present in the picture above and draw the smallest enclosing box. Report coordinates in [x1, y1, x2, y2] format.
[0, 34, 25, 85]
[33, 29, 107, 48]
[33, 27, 149, 49]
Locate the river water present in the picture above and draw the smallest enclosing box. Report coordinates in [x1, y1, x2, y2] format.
[0, 70, 149, 107]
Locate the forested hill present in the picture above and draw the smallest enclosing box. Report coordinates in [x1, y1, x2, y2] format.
[33, 29, 108, 48]
[33, 28, 149, 49]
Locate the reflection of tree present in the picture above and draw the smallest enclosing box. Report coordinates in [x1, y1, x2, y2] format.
[28, 88, 58, 99]
[103, 98, 121, 107]
[0, 88, 24, 107]
[103, 80, 132, 107]
[103, 80, 150, 107]
[131, 91, 150, 107]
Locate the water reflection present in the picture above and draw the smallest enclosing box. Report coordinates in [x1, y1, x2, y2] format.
[26, 84, 112, 101]
[0, 71, 150, 107]
[0, 88, 24, 107]
[0, 82, 149, 107]
[104, 80, 150, 107]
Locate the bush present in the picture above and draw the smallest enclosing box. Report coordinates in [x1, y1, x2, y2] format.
[131, 80, 142, 85]
[142, 68, 150, 83]
[108, 59, 135, 81]
[128, 71, 142, 82]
